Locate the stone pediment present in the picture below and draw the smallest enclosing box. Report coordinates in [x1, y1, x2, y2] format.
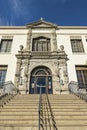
[26, 18, 58, 28]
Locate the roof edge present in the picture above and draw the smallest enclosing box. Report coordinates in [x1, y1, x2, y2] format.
[0, 26, 26, 29]
[58, 26, 87, 29]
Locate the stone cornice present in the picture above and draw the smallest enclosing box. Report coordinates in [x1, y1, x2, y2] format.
[0, 26, 87, 30]
[58, 26, 87, 29]
[16, 51, 68, 60]
[0, 26, 26, 29]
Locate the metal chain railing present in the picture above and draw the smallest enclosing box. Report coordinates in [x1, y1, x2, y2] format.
[38, 87, 43, 130]
[38, 87, 58, 130]
[46, 94, 58, 130]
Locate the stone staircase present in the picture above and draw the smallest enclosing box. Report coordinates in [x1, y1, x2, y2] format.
[0, 94, 87, 130]
[0, 94, 39, 130]
[47, 94, 87, 130]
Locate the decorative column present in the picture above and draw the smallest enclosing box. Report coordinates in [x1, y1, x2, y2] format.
[52, 61, 60, 94]
[63, 61, 69, 90]
[15, 45, 24, 91]
[58, 59, 69, 94]
[24, 59, 30, 94]
[26, 28, 32, 51]
[15, 58, 22, 89]
[51, 29, 57, 52]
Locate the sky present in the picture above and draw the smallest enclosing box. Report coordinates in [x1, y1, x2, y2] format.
[0, 0, 87, 26]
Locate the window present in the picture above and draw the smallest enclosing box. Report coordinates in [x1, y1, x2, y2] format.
[32, 37, 50, 52]
[71, 39, 84, 53]
[76, 66, 87, 88]
[0, 66, 7, 85]
[0, 39, 12, 52]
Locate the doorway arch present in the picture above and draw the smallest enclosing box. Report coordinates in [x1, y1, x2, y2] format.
[29, 66, 52, 94]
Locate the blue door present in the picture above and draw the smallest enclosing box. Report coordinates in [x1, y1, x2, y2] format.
[36, 77, 46, 94]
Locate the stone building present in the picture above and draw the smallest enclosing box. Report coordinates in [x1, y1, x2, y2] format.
[0, 18, 87, 94]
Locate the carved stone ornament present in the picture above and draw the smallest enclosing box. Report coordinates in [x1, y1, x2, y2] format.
[60, 45, 64, 51]
[20, 45, 24, 51]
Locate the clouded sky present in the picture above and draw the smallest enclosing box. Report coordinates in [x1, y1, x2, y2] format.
[0, 0, 87, 26]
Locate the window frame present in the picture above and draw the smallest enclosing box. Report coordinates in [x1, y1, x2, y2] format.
[0, 65, 7, 85]
[32, 37, 50, 52]
[0, 39, 13, 53]
[71, 39, 84, 53]
[76, 65, 87, 89]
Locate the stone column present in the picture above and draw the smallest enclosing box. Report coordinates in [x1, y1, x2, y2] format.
[63, 61, 69, 90]
[24, 59, 30, 94]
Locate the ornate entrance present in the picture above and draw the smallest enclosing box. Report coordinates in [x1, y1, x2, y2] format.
[30, 66, 52, 94]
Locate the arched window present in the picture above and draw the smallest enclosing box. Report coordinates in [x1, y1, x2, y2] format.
[32, 37, 50, 52]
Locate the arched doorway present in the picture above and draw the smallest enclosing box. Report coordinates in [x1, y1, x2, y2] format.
[30, 66, 52, 94]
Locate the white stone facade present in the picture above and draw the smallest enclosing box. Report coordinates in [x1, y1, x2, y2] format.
[0, 19, 87, 94]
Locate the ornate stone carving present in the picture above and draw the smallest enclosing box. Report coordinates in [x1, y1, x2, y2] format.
[60, 45, 64, 51]
[20, 45, 24, 51]
[15, 59, 22, 88]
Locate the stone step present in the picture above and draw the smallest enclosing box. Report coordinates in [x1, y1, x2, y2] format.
[8, 101, 39, 103]
[7, 103, 39, 105]
[0, 115, 38, 119]
[55, 120, 87, 126]
[10, 100, 39, 102]
[4, 105, 83, 109]
[13, 97, 39, 99]
[2, 109, 38, 112]
[0, 120, 87, 127]
[2, 105, 38, 109]
[58, 126, 87, 130]
[0, 126, 87, 130]
[43, 99, 84, 102]
[51, 106, 87, 108]
[1, 111, 87, 116]
[2, 108, 87, 112]
[0, 120, 38, 126]
[10, 101, 83, 104]
[9, 98, 39, 100]
[53, 115, 87, 120]
[0, 127, 38, 130]
[0, 111, 38, 115]
[47, 97, 81, 99]
[50, 101, 87, 106]
[0, 115, 87, 120]
[50, 108, 87, 111]
[48, 95, 79, 98]
[4, 104, 39, 106]
[51, 111, 87, 115]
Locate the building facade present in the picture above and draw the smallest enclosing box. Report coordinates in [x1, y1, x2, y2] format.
[0, 18, 87, 94]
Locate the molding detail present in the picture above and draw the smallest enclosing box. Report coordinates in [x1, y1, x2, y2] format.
[2, 35, 13, 39]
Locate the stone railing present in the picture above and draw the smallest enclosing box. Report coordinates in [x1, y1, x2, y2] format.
[0, 81, 19, 95]
[68, 81, 87, 102]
